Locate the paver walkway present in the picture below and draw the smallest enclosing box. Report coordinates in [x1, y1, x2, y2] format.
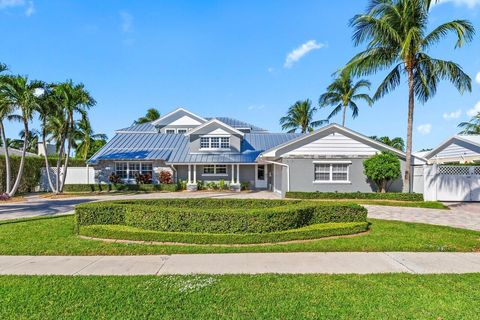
[1, 253, 479, 275]
[366, 203, 480, 231]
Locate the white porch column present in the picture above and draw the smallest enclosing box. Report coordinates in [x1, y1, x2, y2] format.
[231, 164, 235, 184]
[193, 164, 197, 183]
[188, 165, 191, 184]
[236, 164, 240, 184]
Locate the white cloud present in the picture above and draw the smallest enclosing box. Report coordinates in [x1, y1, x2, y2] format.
[476, 72, 480, 85]
[248, 105, 265, 111]
[443, 109, 462, 120]
[0, 0, 34, 16]
[417, 123, 432, 135]
[284, 40, 325, 68]
[467, 101, 480, 117]
[120, 11, 133, 33]
[434, 0, 480, 8]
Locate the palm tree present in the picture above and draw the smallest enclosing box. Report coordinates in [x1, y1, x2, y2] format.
[458, 112, 480, 134]
[0, 63, 13, 195]
[52, 80, 96, 193]
[370, 135, 405, 151]
[319, 72, 373, 126]
[134, 108, 160, 124]
[73, 115, 107, 160]
[346, 0, 474, 192]
[18, 129, 40, 153]
[280, 99, 327, 133]
[0, 75, 44, 196]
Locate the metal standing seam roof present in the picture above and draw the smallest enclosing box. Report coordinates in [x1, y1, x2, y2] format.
[88, 132, 303, 164]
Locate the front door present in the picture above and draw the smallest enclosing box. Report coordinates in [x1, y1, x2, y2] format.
[255, 164, 268, 189]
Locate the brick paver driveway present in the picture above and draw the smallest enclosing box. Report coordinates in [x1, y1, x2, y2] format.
[366, 203, 480, 231]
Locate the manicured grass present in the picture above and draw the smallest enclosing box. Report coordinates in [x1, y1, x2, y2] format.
[1, 274, 479, 319]
[0, 215, 478, 255]
[80, 222, 369, 244]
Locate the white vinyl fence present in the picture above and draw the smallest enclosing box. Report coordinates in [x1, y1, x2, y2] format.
[424, 165, 480, 202]
[39, 167, 95, 191]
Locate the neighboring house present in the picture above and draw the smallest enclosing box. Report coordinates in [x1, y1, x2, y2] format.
[88, 107, 422, 195]
[422, 135, 480, 164]
[0, 147, 38, 158]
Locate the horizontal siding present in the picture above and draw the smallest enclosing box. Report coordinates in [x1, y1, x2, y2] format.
[436, 142, 479, 159]
[285, 133, 378, 156]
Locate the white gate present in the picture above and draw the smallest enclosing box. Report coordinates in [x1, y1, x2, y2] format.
[424, 165, 480, 202]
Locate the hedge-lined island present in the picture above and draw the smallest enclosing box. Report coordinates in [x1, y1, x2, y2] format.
[75, 199, 369, 245]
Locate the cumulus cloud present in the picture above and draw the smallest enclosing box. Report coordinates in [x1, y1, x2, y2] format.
[417, 123, 432, 135]
[434, 0, 480, 8]
[467, 101, 480, 117]
[476, 72, 480, 85]
[120, 11, 133, 33]
[284, 40, 325, 68]
[0, 0, 34, 16]
[443, 109, 462, 120]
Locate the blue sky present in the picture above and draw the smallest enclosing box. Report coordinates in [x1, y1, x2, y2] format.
[1, 0, 479, 151]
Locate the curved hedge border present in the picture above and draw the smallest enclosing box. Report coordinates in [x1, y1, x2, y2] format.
[285, 192, 424, 202]
[75, 199, 367, 235]
[79, 222, 370, 245]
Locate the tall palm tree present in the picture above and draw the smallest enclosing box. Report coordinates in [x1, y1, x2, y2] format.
[458, 112, 480, 134]
[280, 99, 327, 133]
[17, 128, 40, 153]
[52, 80, 96, 193]
[370, 135, 405, 151]
[134, 108, 160, 124]
[73, 115, 107, 160]
[346, 0, 474, 192]
[0, 75, 44, 196]
[319, 72, 373, 126]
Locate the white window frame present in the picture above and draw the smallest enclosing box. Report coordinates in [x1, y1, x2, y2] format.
[199, 136, 230, 150]
[165, 129, 176, 134]
[177, 129, 188, 134]
[202, 164, 228, 176]
[114, 161, 154, 181]
[313, 161, 351, 184]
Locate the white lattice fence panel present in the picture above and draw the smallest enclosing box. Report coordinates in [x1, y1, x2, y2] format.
[438, 166, 470, 175]
[474, 166, 480, 175]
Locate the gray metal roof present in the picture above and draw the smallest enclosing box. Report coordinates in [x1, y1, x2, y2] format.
[0, 147, 38, 157]
[116, 122, 157, 133]
[88, 132, 302, 164]
[206, 117, 267, 132]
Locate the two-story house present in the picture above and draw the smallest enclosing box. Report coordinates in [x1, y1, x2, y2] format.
[88, 107, 421, 195]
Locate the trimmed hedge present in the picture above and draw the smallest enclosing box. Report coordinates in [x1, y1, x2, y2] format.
[285, 192, 424, 202]
[63, 183, 179, 193]
[75, 199, 367, 234]
[79, 222, 370, 245]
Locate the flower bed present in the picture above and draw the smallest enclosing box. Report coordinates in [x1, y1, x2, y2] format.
[75, 199, 368, 244]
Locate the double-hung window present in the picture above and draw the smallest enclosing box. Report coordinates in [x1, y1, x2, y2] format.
[165, 129, 176, 134]
[203, 164, 227, 175]
[115, 162, 153, 180]
[115, 163, 128, 179]
[177, 129, 187, 134]
[199, 136, 230, 150]
[314, 162, 350, 183]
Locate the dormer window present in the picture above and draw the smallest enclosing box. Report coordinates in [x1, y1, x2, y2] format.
[166, 129, 175, 134]
[177, 129, 188, 134]
[200, 136, 230, 150]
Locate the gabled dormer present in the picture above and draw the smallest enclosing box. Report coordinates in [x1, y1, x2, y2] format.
[185, 119, 244, 153]
[152, 107, 207, 134]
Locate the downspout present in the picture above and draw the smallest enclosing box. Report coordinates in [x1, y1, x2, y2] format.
[263, 160, 290, 192]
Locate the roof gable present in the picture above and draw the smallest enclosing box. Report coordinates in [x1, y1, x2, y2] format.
[185, 119, 245, 137]
[260, 124, 406, 158]
[425, 135, 480, 159]
[152, 108, 206, 127]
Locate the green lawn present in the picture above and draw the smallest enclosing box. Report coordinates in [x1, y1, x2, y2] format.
[0, 215, 478, 255]
[1, 274, 479, 319]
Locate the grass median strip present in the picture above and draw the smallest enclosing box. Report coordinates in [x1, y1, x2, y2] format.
[0, 274, 479, 319]
[0, 215, 478, 255]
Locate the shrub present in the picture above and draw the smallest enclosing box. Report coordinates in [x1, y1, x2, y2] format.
[75, 199, 367, 234]
[108, 172, 122, 184]
[285, 191, 424, 201]
[158, 171, 173, 184]
[177, 179, 187, 190]
[363, 151, 401, 193]
[134, 173, 152, 184]
[240, 181, 250, 191]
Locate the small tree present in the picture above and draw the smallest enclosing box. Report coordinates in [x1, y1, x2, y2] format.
[158, 170, 173, 184]
[363, 151, 401, 193]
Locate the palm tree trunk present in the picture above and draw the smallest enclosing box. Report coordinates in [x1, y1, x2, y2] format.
[8, 120, 29, 196]
[55, 131, 67, 194]
[342, 104, 347, 127]
[60, 114, 74, 193]
[403, 68, 415, 193]
[0, 121, 12, 193]
[41, 126, 56, 192]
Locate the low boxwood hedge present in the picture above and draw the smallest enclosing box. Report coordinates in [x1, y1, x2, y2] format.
[285, 192, 424, 202]
[79, 221, 369, 245]
[62, 183, 179, 193]
[75, 199, 367, 235]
